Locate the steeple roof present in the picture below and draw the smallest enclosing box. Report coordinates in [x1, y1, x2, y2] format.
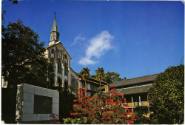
[51, 13, 58, 32]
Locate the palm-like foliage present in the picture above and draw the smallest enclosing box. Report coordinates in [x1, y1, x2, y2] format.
[95, 67, 105, 90]
[105, 72, 122, 84]
[95, 67, 105, 81]
[80, 67, 90, 81]
[79, 67, 90, 95]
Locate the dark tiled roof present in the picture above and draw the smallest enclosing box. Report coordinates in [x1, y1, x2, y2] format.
[111, 74, 159, 88]
[85, 78, 108, 86]
[117, 84, 153, 95]
[78, 78, 108, 86]
[70, 67, 78, 76]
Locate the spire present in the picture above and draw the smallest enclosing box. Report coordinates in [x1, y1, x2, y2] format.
[51, 12, 58, 32]
[50, 12, 60, 42]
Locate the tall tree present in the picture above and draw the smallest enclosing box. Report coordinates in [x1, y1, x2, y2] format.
[95, 67, 105, 81]
[80, 67, 90, 80]
[95, 67, 105, 90]
[79, 67, 90, 94]
[2, 21, 49, 88]
[148, 65, 184, 124]
[105, 72, 122, 84]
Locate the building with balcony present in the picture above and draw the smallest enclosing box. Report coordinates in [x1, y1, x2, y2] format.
[110, 74, 159, 111]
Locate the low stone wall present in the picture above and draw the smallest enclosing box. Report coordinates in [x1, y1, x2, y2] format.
[15, 83, 59, 123]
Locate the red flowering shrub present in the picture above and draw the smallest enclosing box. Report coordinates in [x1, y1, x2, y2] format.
[66, 87, 137, 124]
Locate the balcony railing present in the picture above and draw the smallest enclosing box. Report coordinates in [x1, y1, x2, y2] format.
[127, 101, 149, 107]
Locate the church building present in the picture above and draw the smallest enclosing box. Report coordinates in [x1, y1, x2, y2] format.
[45, 15, 73, 89]
[44, 15, 110, 97]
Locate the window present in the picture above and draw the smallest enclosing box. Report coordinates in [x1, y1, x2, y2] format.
[64, 63, 68, 76]
[90, 84, 98, 91]
[71, 77, 78, 92]
[34, 95, 52, 114]
[51, 49, 54, 53]
[58, 61, 62, 73]
[141, 94, 147, 101]
[58, 77, 62, 87]
[64, 80, 68, 89]
[126, 96, 131, 103]
[50, 49, 55, 58]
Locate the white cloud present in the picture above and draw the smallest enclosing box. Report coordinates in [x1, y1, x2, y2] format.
[79, 57, 96, 65]
[79, 30, 113, 65]
[71, 34, 86, 46]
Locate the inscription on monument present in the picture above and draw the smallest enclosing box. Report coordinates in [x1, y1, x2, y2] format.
[34, 95, 52, 114]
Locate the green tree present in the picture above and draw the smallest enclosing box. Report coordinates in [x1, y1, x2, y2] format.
[80, 67, 90, 80]
[148, 65, 184, 124]
[105, 72, 122, 84]
[95, 67, 105, 81]
[2, 21, 49, 88]
[90, 75, 96, 79]
[95, 67, 105, 87]
[79, 67, 90, 93]
[134, 106, 150, 124]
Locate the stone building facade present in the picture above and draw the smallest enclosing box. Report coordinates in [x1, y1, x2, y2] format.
[45, 15, 108, 95]
[44, 15, 111, 97]
[45, 15, 72, 89]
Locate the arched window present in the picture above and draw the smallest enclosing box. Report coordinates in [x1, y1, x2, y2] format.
[58, 60, 62, 73]
[51, 49, 54, 53]
[64, 80, 68, 90]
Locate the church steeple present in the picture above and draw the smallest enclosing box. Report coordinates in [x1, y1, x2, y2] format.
[51, 13, 58, 32]
[50, 13, 59, 42]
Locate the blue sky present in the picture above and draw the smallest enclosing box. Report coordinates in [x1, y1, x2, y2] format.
[3, 0, 184, 79]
